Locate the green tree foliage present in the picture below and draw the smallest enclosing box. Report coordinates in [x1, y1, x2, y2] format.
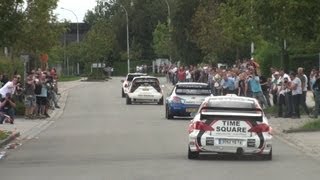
[18, 0, 63, 54]
[81, 20, 116, 67]
[171, 0, 203, 65]
[0, 0, 24, 47]
[152, 22, 170, 58]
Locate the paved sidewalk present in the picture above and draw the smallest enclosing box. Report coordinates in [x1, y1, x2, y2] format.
[0, 79, 84, 147]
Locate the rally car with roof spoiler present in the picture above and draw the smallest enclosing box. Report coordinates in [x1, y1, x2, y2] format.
[188, 95, 273, 160]
[126, 76, 163, 105]
[121, 73, 147, 97]
[165, 82, 212, 119]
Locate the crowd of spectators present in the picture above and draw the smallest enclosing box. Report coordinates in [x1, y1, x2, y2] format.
[0, 67, 60, 124]
[161, 58, 320, 119]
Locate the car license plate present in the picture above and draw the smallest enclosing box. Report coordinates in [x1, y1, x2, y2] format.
[218, 139, 243, 145]
[142, 88, 149, 91]
[186, 108, 197, 113]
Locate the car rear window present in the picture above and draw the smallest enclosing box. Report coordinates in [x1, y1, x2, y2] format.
[207, 99, 256, 109]
[127, 75, 143, 81]
[131, 79, 161, 92]
[175, 85, 211, 95]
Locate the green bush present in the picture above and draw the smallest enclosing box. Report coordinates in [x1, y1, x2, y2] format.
[87, 69, 106, 81]
[15, 100, 25, 116]
[0, 56, 24, 78]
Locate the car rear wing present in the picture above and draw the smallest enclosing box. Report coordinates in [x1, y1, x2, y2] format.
[199, 107, 264, 121]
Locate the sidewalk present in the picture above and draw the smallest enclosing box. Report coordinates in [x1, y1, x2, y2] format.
[0, 80, 83, 151]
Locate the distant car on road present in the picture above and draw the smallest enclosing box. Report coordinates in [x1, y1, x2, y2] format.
[121, 73, 147, 97]
[126, 76, 163, 105]
[188, 95, 273, 160]
[165, 82, 212, 119]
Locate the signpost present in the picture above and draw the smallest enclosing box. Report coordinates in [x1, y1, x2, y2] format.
[20, 54, 30, 88]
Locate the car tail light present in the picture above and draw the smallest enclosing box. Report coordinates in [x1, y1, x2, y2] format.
[248, 123, 270, 133]
[189, 121, 214, 133]
[171, 96, 183, 103]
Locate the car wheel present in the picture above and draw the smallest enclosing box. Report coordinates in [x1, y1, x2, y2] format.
[158, 97, 164, 105]
[165, 105, 174, 119]
[261, 148, 272, 160]
[121, 88, 125, 98]
[188, 146, 199, 159]
[126, 96, 132, 105]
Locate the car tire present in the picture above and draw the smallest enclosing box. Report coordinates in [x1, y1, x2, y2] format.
[121, 88, 125, 98]
[188, 146, 199, 159]
[165, 105, 174, 119]
[158, 97, 164, 105]
[261, 148, 272, 160]
[126, 96, 132, 105]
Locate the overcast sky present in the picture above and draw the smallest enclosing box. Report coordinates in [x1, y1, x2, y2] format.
[55, 0, 97, 22]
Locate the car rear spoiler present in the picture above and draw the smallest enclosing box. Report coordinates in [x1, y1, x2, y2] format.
[199, 107, 264, 118]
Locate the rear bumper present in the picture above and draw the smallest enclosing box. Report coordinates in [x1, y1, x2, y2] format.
[188, 133, 272, 155]
[168, 103, 200, 116]
[128, 93, 163, 101]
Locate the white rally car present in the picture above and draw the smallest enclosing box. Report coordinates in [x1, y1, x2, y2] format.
[126, 76, 164, 105]
[121, 73, 147, 97]
[188, 95, 273, 160]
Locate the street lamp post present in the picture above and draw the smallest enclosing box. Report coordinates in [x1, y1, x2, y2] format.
[61, 7, 80, 75]
[120, 4, 130, 74]
[61, 7, 79, 43]
[164, 0, 171, 27]
[163, 0, 172, 62]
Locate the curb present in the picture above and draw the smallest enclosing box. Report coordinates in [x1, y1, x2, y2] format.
[273, 127, 320, 160]
[0, 132, 20, 149]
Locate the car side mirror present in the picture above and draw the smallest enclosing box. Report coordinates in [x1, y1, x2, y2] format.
[121, 80, 125, 83]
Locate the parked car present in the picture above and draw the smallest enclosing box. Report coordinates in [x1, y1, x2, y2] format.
[126, 76, 163, 105]
[121, 73, 147, 97]
[165, 82, 211, 119]
[188, 94, 273, 160]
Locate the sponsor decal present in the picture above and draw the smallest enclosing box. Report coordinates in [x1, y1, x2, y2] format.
[216, 120, 247, 133]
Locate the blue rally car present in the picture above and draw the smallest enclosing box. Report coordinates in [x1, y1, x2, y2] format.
[165, 82, 212, 119]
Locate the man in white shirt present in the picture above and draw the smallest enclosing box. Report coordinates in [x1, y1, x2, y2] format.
[0, 76, 18, 99]
[297, 67, 310, 115]
[290, 72, 302, 118]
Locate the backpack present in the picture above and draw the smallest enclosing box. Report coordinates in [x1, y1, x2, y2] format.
[35, 84, 42, 95]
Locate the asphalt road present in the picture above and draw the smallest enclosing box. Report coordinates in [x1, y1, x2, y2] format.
[0, 77, 320, 180]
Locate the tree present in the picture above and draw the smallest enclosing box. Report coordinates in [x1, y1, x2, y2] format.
[0, 0, 24, 56]
[152, 22, 170, 58]
[171, 0, 203, 65]
[81, 20, 116, 68]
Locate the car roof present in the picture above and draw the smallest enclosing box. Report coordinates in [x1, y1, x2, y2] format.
[127, 73, 147, 76]
[205, 94, 257, 102]
[132, 76, 159, 80]
[175, 82, 209, 88]
[176, 82, 208, 86]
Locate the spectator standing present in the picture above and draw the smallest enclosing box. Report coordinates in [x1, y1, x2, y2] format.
[185, 67, 192, 82]
[238, 73, 246, 96]
[248, 69, 268, 108]
[221, 74, 236, 95]
[280, 70, 293, 118]
[297, 67, 310, 115]
[177, 66, 186, 82]
[35, 73, 49, 118]
[271, 71, 280, 105]
[311, 73, 320, 118]
[24, 74, 36, 119]
[260, 75, 271, 107]
[290, 72, 302, 118]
